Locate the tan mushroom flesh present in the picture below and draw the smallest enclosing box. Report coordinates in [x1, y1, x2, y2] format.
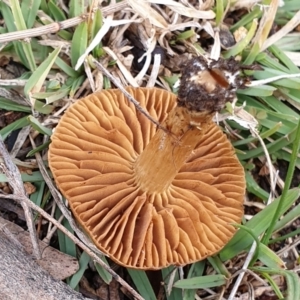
[49, 57, 246, 270]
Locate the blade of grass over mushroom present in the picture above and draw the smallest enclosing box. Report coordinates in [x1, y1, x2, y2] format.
[69, 251, 90, 289]
[24, 47, 61, 99]
[183, 261, 205, 300]
[262, 117, 300, 245]
[94, 257, 112, 285]
[21, 0, 41, 28]
[173, 274, 226, 290]
[0, 116, 30, 141]
[224, 19, 258, 58]
[27, 116, 52, 136]
[127, 269, 156, 300]
[161, 267, 182, 300]
[220, 188, 300, 261]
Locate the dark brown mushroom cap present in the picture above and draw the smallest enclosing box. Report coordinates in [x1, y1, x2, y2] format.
[48, 87, 245, 270]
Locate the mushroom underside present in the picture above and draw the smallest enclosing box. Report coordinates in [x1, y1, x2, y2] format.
[49, 87, 245, 270]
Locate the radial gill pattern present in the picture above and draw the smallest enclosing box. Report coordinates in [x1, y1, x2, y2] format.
[48, 87, 245, 269]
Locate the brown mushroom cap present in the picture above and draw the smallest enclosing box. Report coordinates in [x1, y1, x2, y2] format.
[48, 87, 245, 270]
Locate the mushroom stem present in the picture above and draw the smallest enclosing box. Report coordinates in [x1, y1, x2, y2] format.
[134, 56, 246, 194]
[134, 106, 214, 194]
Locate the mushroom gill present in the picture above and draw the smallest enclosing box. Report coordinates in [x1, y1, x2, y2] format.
[49, 57, 246, 270]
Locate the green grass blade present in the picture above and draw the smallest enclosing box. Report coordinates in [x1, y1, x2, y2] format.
[262, 118, 300, 244]
[173, 275, 226, 289]
[0, 116, 30, 140]
[24, 47, 61, 97]
[220, 188, 300, 261]
[224, 19, 258, 58]
[215, 0, 223, 26]
[69, 0, 85, 17]
[237, 85, 276, 97]
[230, 6, 262, 32]
[161, 267, 182, 300]
[55, 56, 79, 77]
[10, 0, 36, 71]
[0, 2, 33, 70]
[69, 251, 90, 289]
[183, 261, 205, 300]
[94, 256, 112, 285]
[273, 203, 300, 232]
[33, 89, 70, 104]
[71, 22, 88, 69]
[269, 45, 300, 73]
[127, 269, 156, 300]
[27, 115, 52, 136]
[69, 75, 85, 97]
[251, 267, 300, 300]
[21, 0, 41, 28]
[258, 243, 285, 269]
[237, 128, 296, 161]
[10, 0, 27, 29]
[0, 171, 45, 183]
[284, 269, 300, 300]
[30, 181, 45, 207]
[34, 100, 54, 114]
[48, 0, 66, 21]
[27, 141, 51, 157]
[0, 98, 31, 112]
[245, 171, 269, 202]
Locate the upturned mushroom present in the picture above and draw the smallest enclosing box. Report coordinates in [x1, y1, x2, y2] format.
[48, 56, 246, 270]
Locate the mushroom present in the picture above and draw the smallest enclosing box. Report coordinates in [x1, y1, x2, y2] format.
[48, 56, 246, 270]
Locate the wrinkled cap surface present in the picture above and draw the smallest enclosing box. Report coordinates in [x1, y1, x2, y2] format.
[48, 87, 245, 269]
